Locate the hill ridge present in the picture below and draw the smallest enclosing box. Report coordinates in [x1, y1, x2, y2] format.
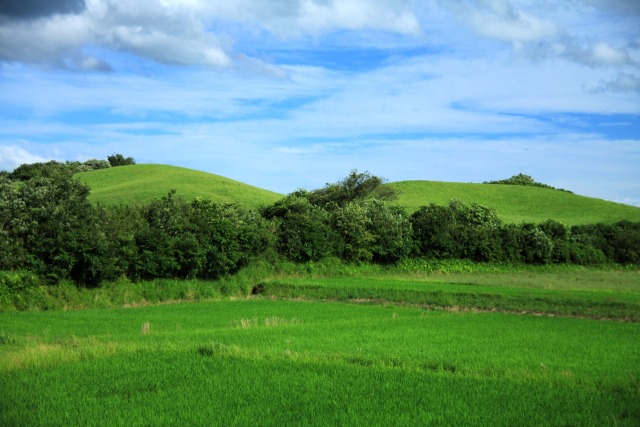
[77, 164, 640, 225]
[387, 180, 640, 225]
[76, 164, 283, 208]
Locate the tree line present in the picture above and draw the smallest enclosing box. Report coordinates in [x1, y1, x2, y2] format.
[1, 160, 638, 287]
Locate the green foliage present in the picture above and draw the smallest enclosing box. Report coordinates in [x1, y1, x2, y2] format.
[571, 221, 640, 264]
[2, 161, 640, 291]
[365, 200, 413, 264]
[266, 173, 409, 264]
[410, 200, 504, 262]
[107, 153, 136, 167]
[306, 169, 398, 209]
[484, 173, 572, 193]
[76, 159, 111, 172]
[539, 219, 571, 263]
[519, 224, 553, 264]
[262, 194, 336, 262]
[9, 161, 76, 181]
[9, 159, 112, 181]
[131, 191, 272, 280]
[0, 177, 27, 269]
[3, 174, 109, 286]
[331, 202, 374, 262]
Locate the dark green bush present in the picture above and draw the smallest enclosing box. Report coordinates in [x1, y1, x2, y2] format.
[262, 194, 336, 262]
[331, 202, 374, 262]
[365, 200, 413, 264]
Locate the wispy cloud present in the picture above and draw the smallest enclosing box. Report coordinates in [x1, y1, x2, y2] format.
[0, 0, 638, 205]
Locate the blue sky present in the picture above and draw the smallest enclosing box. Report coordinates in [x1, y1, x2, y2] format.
[0, 0, 639, 205]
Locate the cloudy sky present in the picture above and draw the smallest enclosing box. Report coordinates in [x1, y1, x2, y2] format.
[1, 0, 639, 205]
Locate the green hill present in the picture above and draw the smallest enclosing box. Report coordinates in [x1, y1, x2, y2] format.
[76, 164, 283, 208]
[387, 180, 640, 226]
[77, 166, 640, 225]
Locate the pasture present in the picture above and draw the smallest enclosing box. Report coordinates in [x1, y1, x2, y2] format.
[76, 164, 282, 208]
[1, 265, 639, 426]
[75, 164, 640, 225]
[387, 180, 640, 224]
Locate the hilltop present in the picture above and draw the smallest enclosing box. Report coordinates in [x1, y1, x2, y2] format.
[387, 180, 640, 225]
[76, 164, 283, 208]
[76, 164, 640, 225]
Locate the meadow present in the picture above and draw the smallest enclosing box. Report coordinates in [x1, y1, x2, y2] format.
[75, 164, 640, 225]
[1, 263, 639, 426]
[76, 164, 282, 208]
[388, 180, 640, 224]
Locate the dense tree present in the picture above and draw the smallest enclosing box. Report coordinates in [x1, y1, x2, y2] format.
[107, 153, 136, 167]
[410, 200, 503, 261]
[14, 175, 108, 285]
[1, 161, 639, 289]
[331, 202, 375, 262]
[0, 177, 28, 269]
[262, 194, 336, 262]
[9, 161, 76, 181]
[306, 170, 398, 209]
[484, 173, 572, 193]
[365, 200, 413, 264]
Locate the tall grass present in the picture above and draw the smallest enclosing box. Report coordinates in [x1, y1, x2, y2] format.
[2, 259, 638, 315]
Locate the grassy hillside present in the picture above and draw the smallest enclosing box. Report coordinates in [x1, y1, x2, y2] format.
[76, 165, 640, 224]
[76, 164, 283, 208]
[388, 180, 640, 225]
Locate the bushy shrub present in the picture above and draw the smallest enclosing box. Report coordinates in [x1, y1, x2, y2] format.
[365, 200, 413, 264]
[410, 200, 503, 262]
[571, 221, 640, 265]
[306, 170, 398, 209]
[539, 219, 571, 263]
[107, 153, 136, 167]
[131, 192, 272, 280]
[331, 202, 374, 262]
[262, 194, 336, 262]
[410, 204, 459, 259]
[484, 173, 572, 193]
[520, 224, 553, 264]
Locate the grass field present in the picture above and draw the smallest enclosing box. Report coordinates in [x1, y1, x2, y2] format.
[76, 164, 283, 208]
[387, 180, 640, 225]
[1, 265, 639, 425]
[76, 164, 640, 225]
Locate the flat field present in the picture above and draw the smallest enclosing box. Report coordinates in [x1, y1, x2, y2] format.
[1, 267, 639, 426]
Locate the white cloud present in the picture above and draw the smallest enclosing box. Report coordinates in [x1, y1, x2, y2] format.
[0, 144, 48, 171]
[447, 0, 558, 44]
[565, 41, 632, 67]
[592, 73, 640, 94]
[0, 0, 422, 70]
[0, 0, 638, 204]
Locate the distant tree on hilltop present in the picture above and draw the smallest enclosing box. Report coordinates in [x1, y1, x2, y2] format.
[107, 154, 136, 167]
[305, 170, 399, 209]
[484, 173, 572, 193]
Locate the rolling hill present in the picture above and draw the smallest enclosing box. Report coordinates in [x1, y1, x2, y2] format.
[77, 165, 640, 225]
[387, 180, 640, 225]
[76, 164, 283, 208]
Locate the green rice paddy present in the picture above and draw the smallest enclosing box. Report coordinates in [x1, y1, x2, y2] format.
[2, 266, 639, 425]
